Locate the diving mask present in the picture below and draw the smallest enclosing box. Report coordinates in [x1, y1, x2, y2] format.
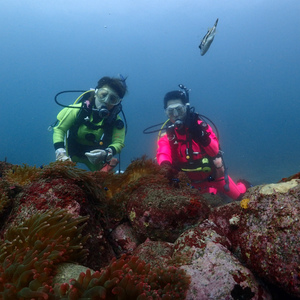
[95, 87, 121, 108]
[166, 103, 187, 121]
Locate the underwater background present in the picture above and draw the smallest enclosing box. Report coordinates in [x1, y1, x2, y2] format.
[0, 0, 299, 186]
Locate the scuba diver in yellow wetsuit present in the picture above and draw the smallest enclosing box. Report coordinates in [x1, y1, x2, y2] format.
[53, 76, 127, 171]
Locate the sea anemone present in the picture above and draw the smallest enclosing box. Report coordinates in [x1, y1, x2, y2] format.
[0, 190, 11, 216]
[0, 208, 90, 299]
[40, 161, 104, 202]
[96, 156, 161, 201]
[54, 254, 191, 299]
[3, 161, 105, 203]
[3, 164, 41, 186]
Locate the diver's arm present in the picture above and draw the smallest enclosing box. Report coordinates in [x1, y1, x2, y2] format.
[53, 107, 79, 150]
[157, 134, 173, 165]
[53, 129, 66, 150]
[201, 123, 219, 157]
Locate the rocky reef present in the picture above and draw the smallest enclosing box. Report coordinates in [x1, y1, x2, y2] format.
[0, 159, 299, 299]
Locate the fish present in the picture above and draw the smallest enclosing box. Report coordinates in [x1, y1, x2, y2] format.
[199, 18, 219, 56]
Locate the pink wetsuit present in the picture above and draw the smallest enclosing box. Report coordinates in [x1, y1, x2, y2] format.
[157, 121, 246, 200]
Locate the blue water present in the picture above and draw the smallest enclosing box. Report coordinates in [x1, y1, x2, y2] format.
[1, 0, 299, 186]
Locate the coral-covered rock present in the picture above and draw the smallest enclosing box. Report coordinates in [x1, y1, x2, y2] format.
[181, 242, 271, 300]
[110, 222, 141, 255]
[133, 239, 174, 268]
[210, 179, 300, 298]
[127, 182, 211, 243]
[0, 158, 299, 299]
[208, 201, 242, 240]
[173, 219, 231, 263]
[12, 178, 84, 223]
[2, 163, 117, 271]
[83, 211, 116, 271]
[173, 220, 271, 299]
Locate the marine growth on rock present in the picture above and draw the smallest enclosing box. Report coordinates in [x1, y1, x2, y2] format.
[0, 158, 299, 299]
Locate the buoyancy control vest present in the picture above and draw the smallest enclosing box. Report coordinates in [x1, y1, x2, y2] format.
[165, 112, 213, 173]
[67, 99, 124, 158]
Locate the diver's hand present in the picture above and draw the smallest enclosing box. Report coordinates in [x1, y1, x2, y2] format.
[55, 148, 71, 162]
[197, 122, 211, 146]
[85, 149, 107, 165]
[105, 147, 113, 162]
[160, 161, 179, 181]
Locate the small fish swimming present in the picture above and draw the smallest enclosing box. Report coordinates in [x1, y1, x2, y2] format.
[199, 18, 219, 56]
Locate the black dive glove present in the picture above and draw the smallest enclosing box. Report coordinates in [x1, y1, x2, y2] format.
[160, 161, 179, 181]
[195, 122, 211, 146]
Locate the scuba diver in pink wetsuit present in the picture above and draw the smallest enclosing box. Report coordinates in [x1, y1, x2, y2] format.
[156, 85, 251, 201]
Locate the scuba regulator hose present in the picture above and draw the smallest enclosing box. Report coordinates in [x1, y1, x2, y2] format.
[51, 89, 128, 133]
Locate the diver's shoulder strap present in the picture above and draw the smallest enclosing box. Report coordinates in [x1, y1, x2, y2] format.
[76, 101, 92, 122]
[68, 102, 93, 138]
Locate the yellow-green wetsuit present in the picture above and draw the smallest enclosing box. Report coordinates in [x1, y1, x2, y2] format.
[53, 102, 125, 171]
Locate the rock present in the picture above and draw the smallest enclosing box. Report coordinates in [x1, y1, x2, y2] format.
[173, 220, 271, 299]
[53, 263, 95, 285]
[5, 178, 84, 230]
[181, 242, 271, 299]
[260, 179, 298, 194]
[211, 180, 300, 298]
[173, 220, 231, 262]
[1, 160, 299, 299]
[132, 239, 174, 268]
[110, 222, 140, 255]
[127, 183, 211, 242]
